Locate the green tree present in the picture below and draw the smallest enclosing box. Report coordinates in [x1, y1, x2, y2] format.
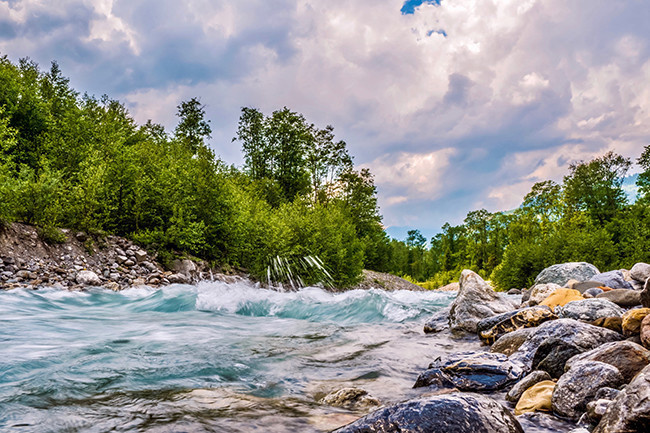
[174, 97, 212, 154]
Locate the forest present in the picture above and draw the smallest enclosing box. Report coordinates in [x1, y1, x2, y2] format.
[1, 55, 649, 289]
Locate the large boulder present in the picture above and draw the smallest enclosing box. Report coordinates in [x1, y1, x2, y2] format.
[506, 370, 552, 403]
[630, 262, 650, 283]
[333, 393, 524, 433]
[491, 328, 535, 356]
[593, 364, 650, 433]
[551, 360, 624, 420]
[596, 289, 642, 308]
[591, 270, 634, 290]
[448, 270, 517, 333]
[477, 306, 556, 344]
[531, 338, 584, 378]
[556, 299, 624, 322]
[528, 283, 563, 304]
[414, 352, 524, 391]
[76, 270, 102, 286]
[514, 380, 556, 415]
[564, 341, 650, 383]
[509, 319, 624, 373]
[534, 262, 599, 287]
[423, 306, 450, 334]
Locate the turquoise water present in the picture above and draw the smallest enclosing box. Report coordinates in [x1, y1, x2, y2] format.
[0, 282, 465, 432]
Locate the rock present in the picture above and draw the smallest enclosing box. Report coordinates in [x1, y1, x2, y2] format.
[514, 380, 555, 415]
[448, 270, 517, 333]
[104, 281, 121, 291]
[583, 287, 605, 298]
[641, 315, 650, 349]
[115, 247, 126, 257]
[333, 393, 524, 433]
[552, 360, 624, 420]
[564, 341, 650, 383]
[521, 288, 532, 303]
[76, 270, 102, 286]
[532, 338, 584, 378]
[134, 250, 147, 263]
[132, 277, 146, 286]
[491, 328, 535, 356]
[590, 317, 623, 333]
[534, 262, 600, 287]
[508, 288, 522, 295]
[321, 387, 380, 409]
[642, 278, 650, 308]
[423, 306, 450, 334]
[414, 352, 524, 391]
[540, 289, 585, 309]
[572, 280, 608, 293]
[630, 262, 650, 283]
[75, 232, 87, 242]
[591, 270, 634, 290]
[595, 387, 620, 401]
[173, 259, 197, 276]
[509, 319, 624, 372]
[622, 308, 650, 336]
[477, 306, 557, 344]
[167, 273, 189, 284]
[123, 259, 135, 267]
[529, 283, 563, 304]
[592, 363, 650, 433]
[506, 370, 552, 403]
[141, 261, 158, 272]
[437, 282, 459, 291]
[596, 289, 641, 307]
[586, 399, 613, 422]
[556, 299, 624, 322]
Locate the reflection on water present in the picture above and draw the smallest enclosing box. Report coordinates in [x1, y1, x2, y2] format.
[0, 283, 574, 432]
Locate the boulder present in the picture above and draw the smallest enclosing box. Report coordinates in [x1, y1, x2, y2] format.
[551, 360, 624, 420]
[564, 341, 650, 383]
[593, 364, 650, 433]
[172, 259, 197, 276]
[477, 306, 557, 344]
[586, 399, 613, 423]
[506, 370, 552, 403]
[528, 283, 562, 304]
[514, 380, 556, 415]
[596, 289, 641, 307]
[591, 270, 634, 290]
[491, 328, 535, 356]
[556, 299, 624, 322]
[642, 278, 650, 308]
[423, 306, 450, 334]
[590, 317, 623, 333]
[641, 314, 650, 349]
[583, 287, 604, 298]
[572, 280, 607, 294]
[167, 273, 190, 284]
[414, 352, 524, 391]
[448, 270, 517, 333]
[534, 262, 599, 287]
[622, 308, 650, 337]
[509, 319, 624, 372]
[540, 289, 584, 309]
[630, 262, 650, 283]
[531, 338, 584, 378]
[76, 270, 102, 286]
[333, 394, 524, 433]
[321, 387, 379, 409]
[134, 250, 147, 263]
[507, 288, 522, 295]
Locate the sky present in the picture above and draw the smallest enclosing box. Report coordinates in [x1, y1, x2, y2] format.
[0, 0, 649, 241]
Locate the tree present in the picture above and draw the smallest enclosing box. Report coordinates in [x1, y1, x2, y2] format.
[235, 107, 272, 180]
[638, 145, 650, 202]
[174, 97, 211, 154]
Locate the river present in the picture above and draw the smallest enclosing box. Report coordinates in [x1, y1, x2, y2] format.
[0, 282, 573, 432]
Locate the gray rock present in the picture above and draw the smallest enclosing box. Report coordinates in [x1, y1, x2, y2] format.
[564, 341, 650, 383]
[140, 261, 158, 273]
[556, 299, 624, 322]
[423, 306, 450, 334]
[591, 270, 634, 290]
[168, 273, 189, 284]
[552, 360, 624, 420]
[173, 259, 197, 276]
[76, 270, 102, 286]
[509, 319, 624, 373]
[449, 270, 517, 333]
[594, 387, 620, 401]
[333, 393, 524, 433]
[583, 287, 604, 298]
[630, 262, 650, 283]
[506, 370, 552, 403]
[491, 328, 535, 356]
[592, 363, 650, 433]
[528, 283, 562, 304]
[573, 280, 607, 294]
[596, 289, 641, 307]
[134, 250, 147, 263]
[116, 255, 128, 264]
[586, 399, 613, 422]
[508, 288, 522, 295]
[123, 259, 135, 267]
[321, 387, 379, 409]
[534, 262, 600, 287]
[414, 352, 524, 391]
[532, 338, 584, 378]
[642, 278, 650, 308]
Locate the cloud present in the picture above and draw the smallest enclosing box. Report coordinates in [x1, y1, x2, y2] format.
[0, 0, 648, 235]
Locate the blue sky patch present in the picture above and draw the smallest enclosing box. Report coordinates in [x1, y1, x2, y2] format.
[427, 29, 447, 37]
[401, 0, 441, 15]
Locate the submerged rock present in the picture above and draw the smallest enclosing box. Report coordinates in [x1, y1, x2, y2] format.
[556, 299, 624, 322]
[509, 319, 623, 373]
[506, 370, 552, 403]
[551, 360, 624, 420]
[477, 306, 557, 344]
[591, 270, 634, 290]
[333, 393, 524, 433]
[564, 341, 650, 383]
[491, 328, 535, 356]
[514, 380, 556, 415]
[414, 352, 524, 391]
[321, 387, 379, 409]
[448, 270, 516, 333]
[593, 364, 650, 433]
[534, 263, 599, 287]
[423, 306, 450, 334]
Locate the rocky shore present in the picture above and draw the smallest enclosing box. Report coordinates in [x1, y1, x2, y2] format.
[335, 262, 650, 432]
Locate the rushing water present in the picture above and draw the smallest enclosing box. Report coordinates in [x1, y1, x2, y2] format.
[0, 282, 573, 432]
